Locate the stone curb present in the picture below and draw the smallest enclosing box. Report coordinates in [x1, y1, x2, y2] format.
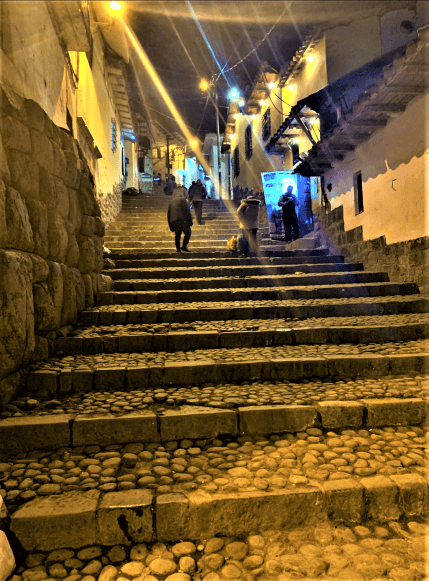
[9, 473, 428, 550]
[106, 248, 331, 260]
[79, 296, 429, 326]
[55, 323, 429, 356]
[1, 397, 426, 455]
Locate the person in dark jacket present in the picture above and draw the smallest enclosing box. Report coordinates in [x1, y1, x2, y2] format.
[278, 185, 299, 242]
[237, 195, 261, 257]
[188, 179, 207, 225]
[167, 185, 193, 253]
[164, 175, 176, 195]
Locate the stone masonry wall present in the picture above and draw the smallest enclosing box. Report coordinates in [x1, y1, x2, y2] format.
[313, 206, 429, 293]
[0, 84, 113, 406]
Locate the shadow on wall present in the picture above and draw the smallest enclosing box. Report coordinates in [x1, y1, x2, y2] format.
[0, 84, 113, 407]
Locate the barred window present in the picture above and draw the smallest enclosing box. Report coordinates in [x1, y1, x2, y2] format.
[233, 146, 240, 178]
[111, 118, 117, 152]
[245, 124, 253, 160]
[262, 107, 271, 142]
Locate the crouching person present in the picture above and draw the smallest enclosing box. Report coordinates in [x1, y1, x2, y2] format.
[237, 194, 261, 257]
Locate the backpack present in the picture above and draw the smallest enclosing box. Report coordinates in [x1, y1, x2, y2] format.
[227, 235, 237, 251]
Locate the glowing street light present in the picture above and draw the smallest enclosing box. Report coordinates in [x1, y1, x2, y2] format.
[238, 98, 245, 107]
[267, 82, 276, 90]
[199, 79, 210, 91]
[190, 139, 198, 148]
[228, 87, 240, 101]
[109, 1, 122, 11]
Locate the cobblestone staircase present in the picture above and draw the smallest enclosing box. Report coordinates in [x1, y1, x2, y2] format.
[1, 193, 428, 581]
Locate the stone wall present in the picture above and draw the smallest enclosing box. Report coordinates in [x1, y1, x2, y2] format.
[98, 180, 125, 228]
[0, 84, 113, 406]
[314, 206, 429, 293]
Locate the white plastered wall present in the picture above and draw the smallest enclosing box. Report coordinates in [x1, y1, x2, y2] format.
[325, 91, 429, 245]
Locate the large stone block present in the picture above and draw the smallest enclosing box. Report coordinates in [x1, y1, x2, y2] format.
[72, 413, 158, 446]
[159, 407, 237, 441]
[63, 150, 81, 188]
[64, 221, 79, 267]
[323, 478, 365, 523]
[60, 264, 77, 326]
[10, 490, 100, 550]
[30, 129, 54, 172]
[39, 166, 58, 211]
[48, 211, 68, 263]
[317, 401, 364, 429]
[25, 198, 49, 258]
[156, 487, 324, 541]
[23, 98, 44, 132]
[70, 267, 86, 312]
[29, 252, 49, 285]
[0, 531, 15, 581]
[389, 473, 427, 517]
[0, 250, 35, 379]
[360, 475, 401, 522]
[94, 216, 105, 237]
[0, 179, 6, 247]
[362, 398, 426, 427]
[0, 137, 11, 184]
[77, 175, 96, 215]
[82, 273, 94, 308]
[0, 413, 71, 455]
[55, 176, 69, 220]
[47, 261, 63, 329]
[81, 215, 95, 236]
[97, 490, 153, 545]
[0, 371, 21, 407]
[5, 186, 34, 252]
[51, 141, 66, 178]
[93, 235, 104, 273]
[33, 282, 56, 332]
[1, 115, 31, 153]
[5, 149, 39, 199]
[68, 187, 81, 230]
[77, 234, 95, 273]
[238, 405, 317, 435]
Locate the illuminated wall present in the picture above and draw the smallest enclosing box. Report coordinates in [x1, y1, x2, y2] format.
[324, 91, 429, 245]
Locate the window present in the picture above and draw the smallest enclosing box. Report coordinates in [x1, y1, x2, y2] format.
[66, 108, 73, 136]
[233, 146, 240, 178]
[245, 125, 253, 160]
[262, 107, 271, 142]
[291, 143, 300, 165]
[111, 118, 117, 152]
[353, 171, 364, 214]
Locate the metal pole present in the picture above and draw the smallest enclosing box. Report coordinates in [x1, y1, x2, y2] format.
[215, 90, 222, 199]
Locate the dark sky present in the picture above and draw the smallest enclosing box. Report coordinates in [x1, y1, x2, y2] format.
[124, 1, 416, 142]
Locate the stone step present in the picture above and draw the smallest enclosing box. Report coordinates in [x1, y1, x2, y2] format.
[80, 295, 429, 327]
[110, 271, 389, 293]
[107, 262, 363, 281]
[104, 233, 272, 242]
[95, 282, 418, 307]
[105, 249, 331, 260]
[111, 254, 345, 269]
[6, 419, 427, 551]
[54, 317, 429, 357]
[21, 340, 429, 400]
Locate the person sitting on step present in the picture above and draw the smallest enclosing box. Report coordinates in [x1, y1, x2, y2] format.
[237, 194, 261, 257]
[167, 184, 193, 253]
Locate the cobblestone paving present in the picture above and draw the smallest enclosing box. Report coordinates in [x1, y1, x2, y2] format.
[12, 518, 429, 581]
[70, 313, 429, 338]
[88, 294, 429, 312]
[3, 375, 428, 418]
[1, 425, 427, 512]
[28, 339, 429, 372]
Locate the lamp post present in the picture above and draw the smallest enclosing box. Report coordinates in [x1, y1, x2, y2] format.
[200, 80, 240, 200]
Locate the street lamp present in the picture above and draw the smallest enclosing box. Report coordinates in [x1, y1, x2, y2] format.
[200, 79, 223, 199]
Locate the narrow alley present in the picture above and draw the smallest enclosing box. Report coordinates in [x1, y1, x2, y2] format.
[0, 2, 428, 581]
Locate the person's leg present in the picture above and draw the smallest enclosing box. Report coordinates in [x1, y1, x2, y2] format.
[173, 224, 182, 252]
[195, 201, 202, 225]
[249, 228, 258, 254]
[283, 218, 292, 242]
[292, 217, 299, 240]
[181, 223, 192, 251]
[241, 229, 250, 256]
